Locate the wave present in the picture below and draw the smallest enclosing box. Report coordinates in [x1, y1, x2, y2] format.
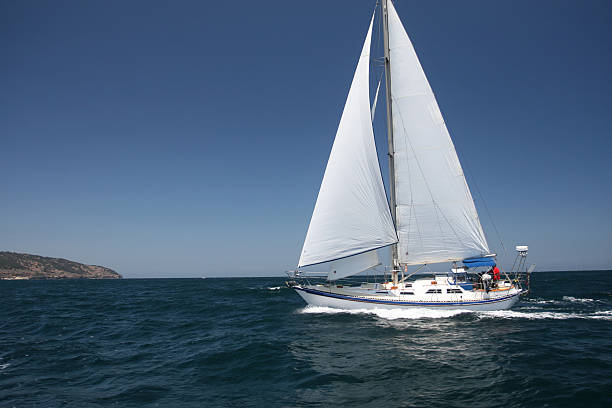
[529, 299, 559, 304]
[299, 306, 469, 320]
[478, 310, 612, 320]
[526, 296, 601, 306]
[591, 310, 612, 319]
[299, 306, 612, 321]
[562, 296, 595, 303]
[247, 286, 284, 291]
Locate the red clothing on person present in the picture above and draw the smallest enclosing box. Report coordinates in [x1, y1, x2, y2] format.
[493, 266, 501, 281]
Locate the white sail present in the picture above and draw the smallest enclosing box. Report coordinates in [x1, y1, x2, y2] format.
[298, 16, 397, 268]
[329, 250, 380, 281]
[387, 0, 489, 265]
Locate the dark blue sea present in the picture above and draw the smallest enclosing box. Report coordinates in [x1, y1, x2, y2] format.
[1, 271, 611, 407]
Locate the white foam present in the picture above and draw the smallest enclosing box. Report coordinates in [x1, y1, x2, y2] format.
[562, 296, 595, 303]
[591, 310, 612, 320]
[528, 297, 602, 306]
[299, 305, 612, 321]
[530, 299, 558, 304]
[268, 286, 282, 291]
[0, 363, 9, 370]
[298, 305, 612, 321]
[479, 310, 612, 320]
[299, 305, 469, 320]
[478, 310, 581, 320]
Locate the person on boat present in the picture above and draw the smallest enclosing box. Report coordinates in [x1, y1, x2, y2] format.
[475, 272, 484, 290]
[492, 266, 501, 281]
[481, 272, 492, 292]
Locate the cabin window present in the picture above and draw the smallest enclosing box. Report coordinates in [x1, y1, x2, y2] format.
[376, 291, 388, 294]
[400, 291, 414, 295]
[426, 289, 442, 294]
[447, 289, 462, 294]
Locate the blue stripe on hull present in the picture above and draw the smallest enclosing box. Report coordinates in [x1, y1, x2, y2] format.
[294, 286, 520, 307]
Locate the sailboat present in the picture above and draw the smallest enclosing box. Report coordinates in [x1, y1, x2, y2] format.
[287, 0, 531, 311]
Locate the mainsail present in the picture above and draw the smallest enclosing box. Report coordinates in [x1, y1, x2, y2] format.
[387, 0, 489, 265]
[298, 16, 397, 269]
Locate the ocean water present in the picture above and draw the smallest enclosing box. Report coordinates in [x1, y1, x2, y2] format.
[1, 271, 611, 407]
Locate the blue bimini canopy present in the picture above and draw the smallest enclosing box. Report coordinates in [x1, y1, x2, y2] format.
[463, 257, 496, 268]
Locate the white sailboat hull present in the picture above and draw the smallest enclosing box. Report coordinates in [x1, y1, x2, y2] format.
[294, 285, 521, 312]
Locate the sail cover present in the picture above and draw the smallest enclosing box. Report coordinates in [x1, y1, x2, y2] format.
[387, 0, 489, 265]
[298, 16, 397, 268]
[463, 257, 496, 268]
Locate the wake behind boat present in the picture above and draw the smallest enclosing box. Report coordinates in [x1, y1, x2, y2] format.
[288, 0, 533, 311]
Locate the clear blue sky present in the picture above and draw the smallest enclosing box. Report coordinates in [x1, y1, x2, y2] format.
[2, 0, 611, 277]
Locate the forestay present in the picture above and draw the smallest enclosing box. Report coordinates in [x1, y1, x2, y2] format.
[298, 16, 397, 268]
[387, 0, 489, 265]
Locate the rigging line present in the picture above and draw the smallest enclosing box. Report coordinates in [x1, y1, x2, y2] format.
[367, 4, 396, 243]
[361, 4, 394, 237]
[375, 1, 382, 61]
[392, 99, 425, 257]
[369, 76, 397, 241]
[443, 123, 490, 250]
[369, 4, 379, 93]
[451, 142, 488, 251]
[400, 264, 426, 282]
[463, 162, 507, 256]
[405, 129, 423, 261]
[387, 17, 488, 256]
[445, 109, 506, 255]
[392, 97, 464, 250]
[371, 72, 384, 120]
[369, 1, 382, 86]
[404, 133, 425, 259]
[436, 93, 503, 254]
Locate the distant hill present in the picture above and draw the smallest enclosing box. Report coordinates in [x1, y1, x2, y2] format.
[0, 252, 121, 280]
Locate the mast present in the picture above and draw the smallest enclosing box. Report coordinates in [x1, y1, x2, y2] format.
[381, 0, 399, 271]
[380, 0, 490, 266]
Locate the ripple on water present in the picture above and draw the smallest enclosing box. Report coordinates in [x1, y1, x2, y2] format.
[0, 273, 611, 407]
